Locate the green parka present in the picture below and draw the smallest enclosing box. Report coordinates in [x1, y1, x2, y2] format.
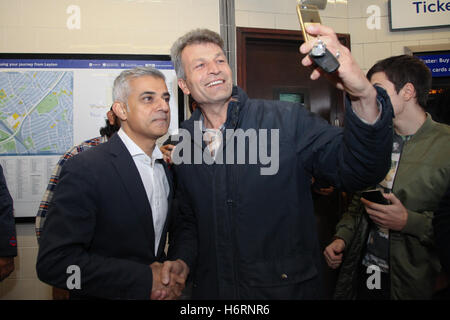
[334, 114, 450, 299]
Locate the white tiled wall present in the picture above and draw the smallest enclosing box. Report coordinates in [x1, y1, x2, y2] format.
[1, 0, 449, 300]
[235, 0, 349, 33]
[0, 224, 52, 299]
[235, 0, 450, 73]
[0, 0, 220, 54]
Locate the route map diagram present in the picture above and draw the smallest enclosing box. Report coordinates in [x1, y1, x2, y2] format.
[0, 57, 176, 217]
[0, 71, 73, 155]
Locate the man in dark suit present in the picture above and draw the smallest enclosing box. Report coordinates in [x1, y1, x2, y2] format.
[36, 66, 188, 299]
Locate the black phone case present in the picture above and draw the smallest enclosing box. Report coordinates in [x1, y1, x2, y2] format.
[310, 48, 340, 73]
[361, 190, 389, 205]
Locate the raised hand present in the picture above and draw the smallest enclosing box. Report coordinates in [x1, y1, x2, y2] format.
[299, 24, 379, 123]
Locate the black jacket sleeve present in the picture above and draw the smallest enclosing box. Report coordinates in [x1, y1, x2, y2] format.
[167, 175, 198, 271]
[298, 86, 394, 192]
[0, 164, 17, 257]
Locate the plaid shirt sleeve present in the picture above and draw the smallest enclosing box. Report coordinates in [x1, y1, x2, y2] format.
[35, 136, 105, 241]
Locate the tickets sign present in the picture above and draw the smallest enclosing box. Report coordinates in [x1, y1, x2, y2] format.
[389, 0, 450, 30]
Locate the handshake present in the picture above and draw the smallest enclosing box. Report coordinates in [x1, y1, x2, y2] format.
[150, 259, 189, 300]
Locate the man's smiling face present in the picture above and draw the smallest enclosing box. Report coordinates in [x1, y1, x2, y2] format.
[178, 42, 233, 108]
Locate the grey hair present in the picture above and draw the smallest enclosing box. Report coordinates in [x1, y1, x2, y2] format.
[112, 66, 166, 103]
[170, 28, 225, 79]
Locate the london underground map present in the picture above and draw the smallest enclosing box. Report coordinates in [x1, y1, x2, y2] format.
[0, 71, 73, 155]
[0, 55, 178, 217]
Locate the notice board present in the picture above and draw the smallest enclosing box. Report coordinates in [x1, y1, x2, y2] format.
[0, 53, 182, 218]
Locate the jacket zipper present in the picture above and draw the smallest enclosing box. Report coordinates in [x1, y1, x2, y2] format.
[227, 153, 240, 299]
[387, 135, 408, 298]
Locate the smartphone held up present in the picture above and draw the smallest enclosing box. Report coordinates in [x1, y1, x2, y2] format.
[296, 0, 340, 73]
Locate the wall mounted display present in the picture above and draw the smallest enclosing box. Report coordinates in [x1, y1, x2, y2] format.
[0, 53, 182, 218]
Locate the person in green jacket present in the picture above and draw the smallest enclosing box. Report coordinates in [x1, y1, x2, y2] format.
[324, 54, 450, 300]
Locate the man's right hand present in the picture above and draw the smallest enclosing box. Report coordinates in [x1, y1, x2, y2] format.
[299, 24, 379, 124]
[160, 144, 175, 164]
[52, 287, 70, 300]
[150, 261, 188, 300]
[323, 238, 346, 269]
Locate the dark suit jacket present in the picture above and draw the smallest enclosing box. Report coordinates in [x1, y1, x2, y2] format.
[36, 134, 174, 299]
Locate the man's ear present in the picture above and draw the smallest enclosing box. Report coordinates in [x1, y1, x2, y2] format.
[178, 78, 191, 96]
[106, 110, 116, 126]
[401, 82, 416, 102]
[112, 102, 127, 121]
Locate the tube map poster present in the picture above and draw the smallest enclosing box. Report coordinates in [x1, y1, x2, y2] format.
[0, 56, 178, 217]
[0, 71, 73, 155]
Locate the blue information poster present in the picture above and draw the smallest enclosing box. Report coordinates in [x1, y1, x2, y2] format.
[417, 53, 450, 77]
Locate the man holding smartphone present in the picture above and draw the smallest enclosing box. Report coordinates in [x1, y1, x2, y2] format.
[165, 25, 395, 300]
[324, 55, 450, 300]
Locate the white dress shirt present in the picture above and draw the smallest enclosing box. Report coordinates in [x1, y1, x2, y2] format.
[117, 128, 170, 255]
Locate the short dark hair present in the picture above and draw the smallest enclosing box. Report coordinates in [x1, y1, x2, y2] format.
[99, 116, 120, 138]
[367, 55, 432, 109]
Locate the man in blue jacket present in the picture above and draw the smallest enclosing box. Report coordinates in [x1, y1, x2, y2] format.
[166, 25, 394, 299]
